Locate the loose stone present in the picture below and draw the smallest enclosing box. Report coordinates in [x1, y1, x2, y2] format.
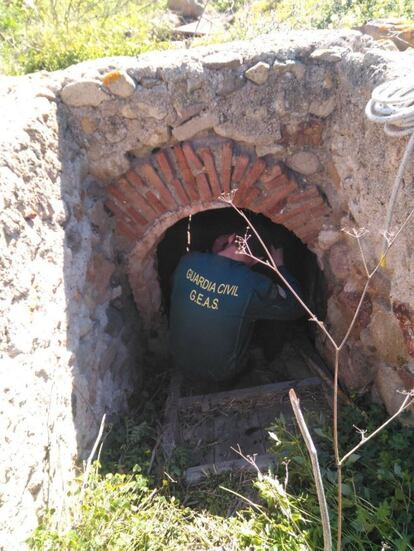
[245, 62, 270, 85]
[61, 80, 109, 107]
[102, 70, 136, 98]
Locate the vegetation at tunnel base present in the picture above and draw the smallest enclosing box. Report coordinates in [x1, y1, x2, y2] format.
[28, 373, 414, 551]
[1, 0, 414, 75]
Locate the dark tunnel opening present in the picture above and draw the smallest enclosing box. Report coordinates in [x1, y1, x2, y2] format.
[157, 207, 327, 392]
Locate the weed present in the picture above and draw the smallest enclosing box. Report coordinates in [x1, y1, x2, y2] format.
[28, 396, 413, 550]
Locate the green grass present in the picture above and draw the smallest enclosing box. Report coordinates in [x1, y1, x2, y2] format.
[1, 0, 414, 75]
[28, 364, 414, 551]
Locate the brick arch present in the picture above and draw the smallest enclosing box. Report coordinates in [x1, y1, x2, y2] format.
[106, 139, 331, 325]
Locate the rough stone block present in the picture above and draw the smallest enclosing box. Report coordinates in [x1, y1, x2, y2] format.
[102, 70, 136, 98]
[286, 151, 320, 175]
[61, 80, 109, 107]
[202, 51, 242, 69]
[172, 112, 219, 141]
[309, 95, 336, 118]
[245, 62, 270, 85]
[310, 47, 348, 62]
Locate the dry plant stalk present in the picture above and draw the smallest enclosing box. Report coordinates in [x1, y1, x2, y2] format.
[289, 388, 332, 551]
[222, 193, 414, 550]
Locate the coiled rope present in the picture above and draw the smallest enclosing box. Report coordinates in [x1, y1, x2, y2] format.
[365, 76, 414, 238]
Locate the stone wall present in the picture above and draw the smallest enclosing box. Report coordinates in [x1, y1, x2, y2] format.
[1, 29, 414, 547]
[0, 75, 142, 548]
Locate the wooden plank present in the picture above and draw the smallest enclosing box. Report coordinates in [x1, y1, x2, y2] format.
[178, 377, 322, 411]
[184, 454, 276, 485]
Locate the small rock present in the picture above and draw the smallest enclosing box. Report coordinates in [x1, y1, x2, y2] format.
[375, 363, 414, 424]
[255, 144, 285, 157]
[328, 242, 350, 280]
[102, 70, 136, 98]
[317, 229, 341, 250]
[362, 300, 407, 366]
[142, 126, 171, 147]
[309, 95, 336, 118]
[60, 80, 109, 107]
[273, 59, 305, 79]
[202, 51, 242, 70]
[286, 150, 320, 175]
[81, 117, 98, 134]
[310, 47, 347, 62]
[359, 19, 414, 51]
[245, 62, 270, 85]
[167, 0, 204, 18]
[172, 112, 219, 141]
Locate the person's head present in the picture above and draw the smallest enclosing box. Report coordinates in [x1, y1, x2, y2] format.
[214, 225, 269, 266]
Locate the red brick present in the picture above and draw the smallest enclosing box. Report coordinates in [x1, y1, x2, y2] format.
[243, 186, 262, 208]
[172, 145, 199, 201]
[280, 121, 324, 147]
[106, 187, 147, 227]
[154, 150, 190, 205]
[261, 164, 283, 183]
[154, 150, 175, 183]
[116, 219, 143, 241]
[182, 143, 212, 201]
[196, 173, 213, 201]
[302, 231, 320, 245]
[287, 187, 320, 204]
[125, 169, 146, 192]
[232, 155, 249, 185]
[295, 218, 325, 239]
[393, 301, 414, 358]
[198, 147, 222, 197]
[277, 197, 325, 224]
[221, 142, 233, 194]
[124, 171, 159, 221]
[170, 178, 190, 205]
[144, 190, 167, 214]
[140, 162, 177, 210]
[182, 142, 204, 172]
[283, 204, 327, 230]
[106, 197, 147, 227]
[238, 158, 266, 194]
[261, 173, 290, 195]
[117, 177, 154, 223]
[260, 179, 298, 214]
[107, 183, 129, 205]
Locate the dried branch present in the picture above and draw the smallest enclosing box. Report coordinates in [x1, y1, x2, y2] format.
[224, 191, 414, 551]
[79, 414, 106, 505]
[289, 389, 332, 551]
[340, 390, 414, 466]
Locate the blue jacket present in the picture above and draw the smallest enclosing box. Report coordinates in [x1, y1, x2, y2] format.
[169, 252, 303, 383]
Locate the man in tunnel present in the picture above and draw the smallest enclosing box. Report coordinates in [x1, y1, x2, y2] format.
[169, 224, 304, 390]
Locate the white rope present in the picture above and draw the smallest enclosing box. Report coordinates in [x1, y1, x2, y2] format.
[365, 76, 414, 136]
[365, 75, 414, 238]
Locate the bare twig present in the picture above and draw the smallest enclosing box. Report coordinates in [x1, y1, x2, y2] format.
[224, 193, 414, 551]
[289, 389, 332, 551]
[79, 414, 106, 505]
[340, 390, 414, 466]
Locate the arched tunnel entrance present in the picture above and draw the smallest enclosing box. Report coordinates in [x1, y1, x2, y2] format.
[157, 207, 327, 395]
[108, 138, 335, 480]
[154, 207, 330, 481]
